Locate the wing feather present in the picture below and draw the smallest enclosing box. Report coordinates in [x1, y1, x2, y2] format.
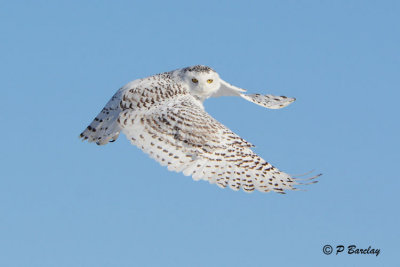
[240, 93, 296, 109]
[79, 89, 125, 145]
[211, 78, 295, 109]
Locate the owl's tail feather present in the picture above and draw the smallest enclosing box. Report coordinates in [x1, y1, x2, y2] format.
[79, 108, 121, 145]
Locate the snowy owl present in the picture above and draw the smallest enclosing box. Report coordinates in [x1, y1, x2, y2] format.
[80, 65, 319, 193]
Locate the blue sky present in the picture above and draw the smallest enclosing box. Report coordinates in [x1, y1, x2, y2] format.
[1, 1, 399, 266]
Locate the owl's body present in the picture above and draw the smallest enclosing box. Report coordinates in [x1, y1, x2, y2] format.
[80, 65, 318, 193]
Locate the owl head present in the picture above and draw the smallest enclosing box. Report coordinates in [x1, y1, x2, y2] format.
[179, 65, 221, 100]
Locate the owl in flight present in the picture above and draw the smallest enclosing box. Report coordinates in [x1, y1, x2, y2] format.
[80, 65, 319, 193]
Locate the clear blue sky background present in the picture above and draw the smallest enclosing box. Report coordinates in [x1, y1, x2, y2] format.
[1, 1, 399, 266]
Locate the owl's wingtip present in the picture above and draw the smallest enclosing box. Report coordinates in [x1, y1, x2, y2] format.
[291, 171, 322, 187]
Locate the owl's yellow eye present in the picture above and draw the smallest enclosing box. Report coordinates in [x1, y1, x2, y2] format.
[192, 78, 198, 83]
[207, 79, 213, 84]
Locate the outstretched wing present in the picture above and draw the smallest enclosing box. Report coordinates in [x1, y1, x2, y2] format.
[240, 94, 296, 109]
[211, 78, 296, 109]
[118, 83, 308, 193]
